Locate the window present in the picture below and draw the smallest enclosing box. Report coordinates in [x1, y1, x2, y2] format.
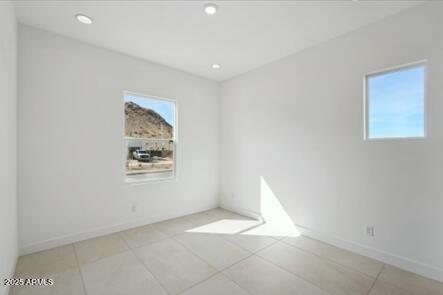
[124, 92, 176, 183]
[365, 63, 426, 139]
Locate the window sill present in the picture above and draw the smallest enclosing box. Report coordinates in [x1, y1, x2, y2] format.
[125, 171, 176, 185]
[364, 136, 426, 142]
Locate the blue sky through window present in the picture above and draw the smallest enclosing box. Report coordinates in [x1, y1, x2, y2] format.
[125, 94, 175, 125]
[367, 65, 425, 139]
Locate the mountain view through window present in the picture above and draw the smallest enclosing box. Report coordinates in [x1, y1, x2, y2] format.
[124, 93, 176, 182]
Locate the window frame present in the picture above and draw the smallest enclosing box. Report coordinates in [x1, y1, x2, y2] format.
[363, 60, 428, 141]
[122, 90, 178, 185]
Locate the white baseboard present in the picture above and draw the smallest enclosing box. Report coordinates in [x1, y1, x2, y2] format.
[19, 204, 218, 256]
[18, 201, 443, 283]
[219, 202, 263, 221]
[219, 202, 442, 282]
[296, 223, 443, 283]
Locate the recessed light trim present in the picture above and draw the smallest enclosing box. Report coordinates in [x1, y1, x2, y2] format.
[204, 3, 218, 15]
[212, 64, 221, 69]
[76, 14, 93, 25]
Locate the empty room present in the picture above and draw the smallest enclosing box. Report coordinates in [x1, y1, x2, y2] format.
[1, 0, 442, 294]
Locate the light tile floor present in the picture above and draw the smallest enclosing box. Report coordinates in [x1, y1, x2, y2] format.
[9, 208, 443, 295]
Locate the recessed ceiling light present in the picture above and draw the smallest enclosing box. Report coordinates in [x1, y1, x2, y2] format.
[76, 14, 93, 25]
[212, 64, 221, 69]
[204, 3, 218, 15]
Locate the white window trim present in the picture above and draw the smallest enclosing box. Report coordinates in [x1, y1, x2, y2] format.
[363, 60, 428, 141]
[122, 90, 178, 185]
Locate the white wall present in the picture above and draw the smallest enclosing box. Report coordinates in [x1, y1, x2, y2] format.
[18, 25, 220, 254]
[220, 3, 443, 281]
[0, 2, 17, 295]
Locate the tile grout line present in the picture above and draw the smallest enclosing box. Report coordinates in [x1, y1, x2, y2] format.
[219, 272, 255, 295]
[252, 237, 280, 254]
[230, 221, 266, 235]
[253, 244, 336, 295]
[249, 236, 282, 254]
[148, 221, 383, 292]
[263, 236, 386, 295]
[112, 212, 290, 294]
[122, 229, 171, 249]
[19, 210, 439, 295]
[153, 218, 275, 294]
[72, 243, 89, 295]
[83, 229, 374, 295]
[157, 216, 259, 294]
[155, 215, 289, 294]
[215, 230, 281, 254]
[151, 210, 263, 239]
[155, 211, 281, 255]
[151, 222, 174, 237]
[121, 233, 172, 295]
[121, 227, 176, 250]
[151, 221, 193, 239]
[148, 222, 226, 294]
[366, 264, 385, 295]
[175, 237, 289, 295]
[170, 232, 253, 271]
[175, 253, 255, 295]
[280, 237, 383, 279]
[175, 271, 220, 295]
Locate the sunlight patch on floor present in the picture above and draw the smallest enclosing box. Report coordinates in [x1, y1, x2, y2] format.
[185, 178, 300, 238]
[260, 176, 300, 237]
[240, 223, 299, 238]
[186, 219, 261, 235]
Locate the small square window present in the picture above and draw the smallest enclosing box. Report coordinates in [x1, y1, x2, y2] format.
[365, 63, 426, 139]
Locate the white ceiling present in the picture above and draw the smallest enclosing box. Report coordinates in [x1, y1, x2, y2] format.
[14, 1, 422, 81]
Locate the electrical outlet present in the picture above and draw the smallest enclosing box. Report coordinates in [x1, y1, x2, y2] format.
[231, 193, 235, 200]
[131, 203, 137, 213]
[365, 226, 375, 237]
